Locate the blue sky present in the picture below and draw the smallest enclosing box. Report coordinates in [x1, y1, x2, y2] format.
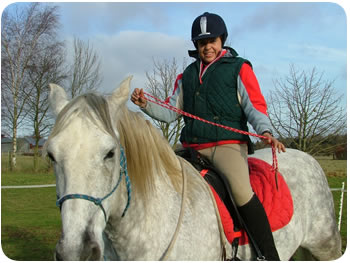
[1, 1, 348, 112]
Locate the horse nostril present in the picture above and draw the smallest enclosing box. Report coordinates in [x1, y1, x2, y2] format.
[82, 232, 102, 261]
[81, 241, 102, 260]
[90, 242, 102, 260]
[55, 251, 63, 261]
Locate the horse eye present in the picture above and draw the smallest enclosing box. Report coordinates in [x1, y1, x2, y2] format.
[104, 150, 115, 160]
[47, 152, 56, 163]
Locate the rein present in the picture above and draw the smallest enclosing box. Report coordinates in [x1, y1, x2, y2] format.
[159, 157, 187, 260]
[56, 146, 131, 221]
[143, 92, 279, 189]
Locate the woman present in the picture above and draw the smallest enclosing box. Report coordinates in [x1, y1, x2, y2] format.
[131, 12, 285, 260]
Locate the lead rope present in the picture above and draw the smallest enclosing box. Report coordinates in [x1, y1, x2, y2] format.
[142, 92, 279, 189]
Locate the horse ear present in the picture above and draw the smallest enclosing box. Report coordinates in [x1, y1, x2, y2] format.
[108, 76, 133, 108]
[49, 83, 69, 116]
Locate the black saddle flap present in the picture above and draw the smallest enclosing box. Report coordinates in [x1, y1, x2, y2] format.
[175, 147, 226, 196]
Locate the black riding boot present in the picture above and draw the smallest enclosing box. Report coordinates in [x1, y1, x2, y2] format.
[238, 194, 280, 261]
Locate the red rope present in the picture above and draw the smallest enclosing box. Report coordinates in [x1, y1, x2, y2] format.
[142, 92, 279, 187]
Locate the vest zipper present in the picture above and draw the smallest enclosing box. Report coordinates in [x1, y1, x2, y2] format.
[199, 49, 227, 84]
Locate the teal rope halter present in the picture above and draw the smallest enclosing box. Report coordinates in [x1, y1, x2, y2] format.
[56, 146, 131, 221]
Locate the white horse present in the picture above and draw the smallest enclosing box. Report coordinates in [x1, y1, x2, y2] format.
[46, 77, 342, 261]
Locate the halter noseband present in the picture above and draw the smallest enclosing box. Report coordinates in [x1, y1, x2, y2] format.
[56, 146, 131, 221]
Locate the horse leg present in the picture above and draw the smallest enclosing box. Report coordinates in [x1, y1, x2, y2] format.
[300, 225, 342, 260]
[292, 247, 316, 261]
[302, 237, 342, 260]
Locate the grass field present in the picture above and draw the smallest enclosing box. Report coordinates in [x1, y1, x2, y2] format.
[0, 155, 347, 260]
[1, 187, 61, 260]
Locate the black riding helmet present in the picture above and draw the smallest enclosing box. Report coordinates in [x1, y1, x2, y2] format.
[191, 12, 228, 48]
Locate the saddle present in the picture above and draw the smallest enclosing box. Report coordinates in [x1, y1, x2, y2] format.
[175, 147, 245, 240]
[175, 147, 293, 248]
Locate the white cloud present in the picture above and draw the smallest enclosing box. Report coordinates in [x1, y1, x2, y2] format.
[288, 44, 346, 61]
[230, 2, 334, 37]
[88, 31, 193, 94]
[56, 2, 346, 104]
[58, 3, 170, 36]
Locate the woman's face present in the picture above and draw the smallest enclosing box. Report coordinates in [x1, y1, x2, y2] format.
[197, 37, 222, 64]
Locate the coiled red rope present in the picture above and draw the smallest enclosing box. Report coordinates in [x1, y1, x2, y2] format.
[142, 91, 279, 189]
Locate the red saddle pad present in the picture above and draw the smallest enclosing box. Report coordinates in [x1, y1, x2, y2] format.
[203, 157, 294, 245]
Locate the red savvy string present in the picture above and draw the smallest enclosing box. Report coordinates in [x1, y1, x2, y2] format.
[142, 91, 280, 189]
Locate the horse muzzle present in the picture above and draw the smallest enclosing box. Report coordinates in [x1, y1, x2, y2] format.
[54, 233, 103, 261]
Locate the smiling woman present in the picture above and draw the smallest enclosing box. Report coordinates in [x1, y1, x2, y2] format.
[197, 37, 223, 64]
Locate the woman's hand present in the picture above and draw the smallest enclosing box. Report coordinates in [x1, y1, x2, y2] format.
[131, 88, 147, 108]
[262, 132, 286, 153]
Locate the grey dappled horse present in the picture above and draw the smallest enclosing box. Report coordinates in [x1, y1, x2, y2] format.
[46, 77, 342, 260]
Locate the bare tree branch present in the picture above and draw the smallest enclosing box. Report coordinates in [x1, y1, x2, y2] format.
[144, 57, 186, 148]
[67, 37, 102, 98]
[267, 64, 346, 155]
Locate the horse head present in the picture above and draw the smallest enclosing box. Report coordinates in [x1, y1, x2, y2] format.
[46, 77, 132, 260]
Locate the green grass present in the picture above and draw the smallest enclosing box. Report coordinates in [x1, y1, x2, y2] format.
[1, 156, 347, 260]
[317, 158, 347, 177]
[1, 154, 59, 261]
[1, 187, 61, 260]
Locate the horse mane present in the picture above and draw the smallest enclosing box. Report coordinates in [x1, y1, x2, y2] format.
[116, 104, 182, 198]
[46, 93, 182, 199]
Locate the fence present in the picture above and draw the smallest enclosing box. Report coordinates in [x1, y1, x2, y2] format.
[331, 182, 346, 231]
[1, 181, 347, 231]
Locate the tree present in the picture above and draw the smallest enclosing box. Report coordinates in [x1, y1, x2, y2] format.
[267, 65, 346, 155]
[144, 58, 186, 149]
[25, 31, 66, 171]
[1, 3, 60, 170]
[66, 37, 102, 98]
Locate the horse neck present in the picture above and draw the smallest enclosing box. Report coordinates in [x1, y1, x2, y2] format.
[107, 169, 181, 260]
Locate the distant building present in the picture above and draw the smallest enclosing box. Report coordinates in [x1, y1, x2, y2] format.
[1, 135, 46, 154]
[1, 134, 13, 153]
[21, 137, 46, 153]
